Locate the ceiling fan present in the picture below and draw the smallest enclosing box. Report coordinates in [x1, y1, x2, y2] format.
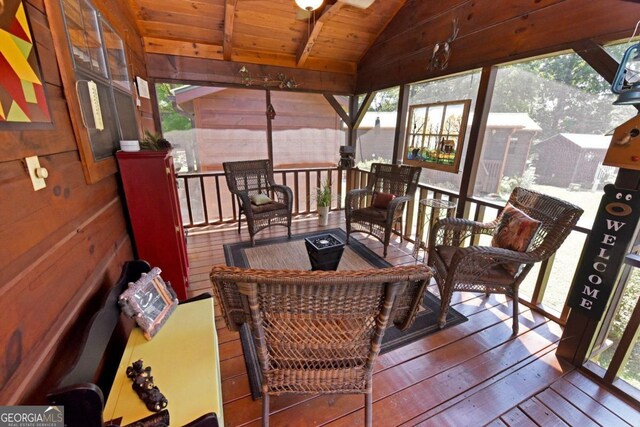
[294, 0, 375, 19]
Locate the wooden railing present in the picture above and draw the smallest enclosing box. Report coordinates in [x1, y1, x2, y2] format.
[176, 167, 346, 228]
[178, 165, 588, 325]
[346, 167, 589, 325]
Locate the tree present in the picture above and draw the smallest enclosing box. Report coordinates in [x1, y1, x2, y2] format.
[155, 83, 192, 132]
[490, 54, 620, 139]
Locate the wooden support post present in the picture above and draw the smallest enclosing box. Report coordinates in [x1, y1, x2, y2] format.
[393, 84, 410, 165]
[266, 89, 274, 166]
[456, 66, 497, 218]
[348, 96, 358, 148]
[558, 168, 640, 365]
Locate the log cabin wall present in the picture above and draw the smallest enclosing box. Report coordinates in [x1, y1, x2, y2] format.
[0, 0, 149, 404]
[356, 0, 640, 93]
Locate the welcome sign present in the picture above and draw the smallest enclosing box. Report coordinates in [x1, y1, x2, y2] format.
[568, 184, 640, 319]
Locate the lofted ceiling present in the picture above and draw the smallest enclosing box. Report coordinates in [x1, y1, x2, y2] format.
[129, 0, 406, 76]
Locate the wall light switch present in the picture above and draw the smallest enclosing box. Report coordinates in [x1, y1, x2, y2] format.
[25, 156, 48, 191]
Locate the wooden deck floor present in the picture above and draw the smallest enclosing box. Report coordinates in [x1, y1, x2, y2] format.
[186, 212, 640, 426]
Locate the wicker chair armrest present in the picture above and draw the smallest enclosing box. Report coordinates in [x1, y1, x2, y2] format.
[386, 195, 411, 216]
[429, 217, 499, 248]
[447, 245, 537, 277]
[433, 217, 498, 234]
[387, 195, 411, 210]
[271, 184, 293, 206]
[209, 266, 247, 331]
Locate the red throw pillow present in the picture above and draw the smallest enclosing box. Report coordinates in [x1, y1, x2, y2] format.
[491, 204, 541, 275]
[372, 192, 396, 209]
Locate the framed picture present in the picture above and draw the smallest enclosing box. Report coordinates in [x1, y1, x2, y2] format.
[0, 0, 52, 127]
[119, 267, 178, 340]
[403, 99, 471, 173]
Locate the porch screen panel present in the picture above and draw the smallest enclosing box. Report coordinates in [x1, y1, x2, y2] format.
[475, 51, 636, 313]
[270, 91, 347, 169]
[157, 84, 269, 224]
[355, 88, 399, 167]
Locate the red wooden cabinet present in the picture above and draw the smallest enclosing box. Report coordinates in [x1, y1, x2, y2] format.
[116, 150, 189, 300]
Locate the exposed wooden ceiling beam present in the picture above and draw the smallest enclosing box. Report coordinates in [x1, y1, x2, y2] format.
[353, 92, 376, 129]
[124, 0, 144, 36]
[297, 2, 345, 67]
[223, 0, 238, 61]
[323, 94, 350, 125]
[357, 0, 407, 62]
[144, 37, 224, 60]
[572, 39, 640, 112]
[572, 40, 619, 84]
[233, 47, 356, 75]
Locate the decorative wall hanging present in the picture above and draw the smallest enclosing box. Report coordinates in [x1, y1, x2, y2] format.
[238, 65, 299, 89]
[428, 19, 459, 71]
[403, 99, 471, 173]
[0, 0, 51, 126]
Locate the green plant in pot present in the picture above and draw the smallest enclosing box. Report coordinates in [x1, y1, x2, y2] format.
[140, 130, 172, 151]
[316, 179, 332, 226]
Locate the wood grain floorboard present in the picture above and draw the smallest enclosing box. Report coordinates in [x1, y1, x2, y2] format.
[185, 214, 635, 426]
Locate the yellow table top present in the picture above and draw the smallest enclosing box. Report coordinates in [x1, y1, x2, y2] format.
[104, 298, 224, 426]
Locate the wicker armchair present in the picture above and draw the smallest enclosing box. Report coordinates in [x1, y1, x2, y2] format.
[223, 159, 293, 246]
[428, 187, 583, 335]
[209, 264, 432, 427]
[346, 163, 421, 257]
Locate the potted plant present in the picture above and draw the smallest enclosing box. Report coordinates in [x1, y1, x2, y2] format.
[316, 178, 332, 226]
[139, 130, 173, 151]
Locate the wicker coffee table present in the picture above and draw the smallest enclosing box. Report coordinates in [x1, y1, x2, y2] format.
[304, 233, 345, 271]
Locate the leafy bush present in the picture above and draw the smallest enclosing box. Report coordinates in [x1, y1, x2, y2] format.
[355, 156, 390, 171]
[499, 167, 536, 198]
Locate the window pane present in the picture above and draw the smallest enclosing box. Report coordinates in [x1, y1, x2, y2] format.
[474, 52, 636, 229]
[618, 329, 640, 391]
[356, 88, 399, 167]
[101, 20, 130, 92]
[62, 0, 107, 76]
[113, 89, 137, 140]
[589, 267, 640, 378]
[270, 91, 347, 168]
[408, 71, 481, 192]
[541, 230, 588, 314]
[76, 71, 119, 160]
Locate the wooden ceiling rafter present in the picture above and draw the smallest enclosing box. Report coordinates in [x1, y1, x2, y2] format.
[571, 39, 619, 83]
[124, 0, 144, 36]
[231, 46, 357, 74]
[355, 0, 406, 62]
[323, 94, 350, 125]
[129, 0, 406, 81]
[353, 91, 375, 128]
[297, 2, 345, 67]
[223, 0, 238, 60]
[144, 37, 224, 60]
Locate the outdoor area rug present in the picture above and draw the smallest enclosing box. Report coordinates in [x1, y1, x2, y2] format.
[223, 228, 467, 399]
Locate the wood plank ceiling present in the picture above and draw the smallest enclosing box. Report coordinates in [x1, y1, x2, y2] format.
[130, 0, 406, 76]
